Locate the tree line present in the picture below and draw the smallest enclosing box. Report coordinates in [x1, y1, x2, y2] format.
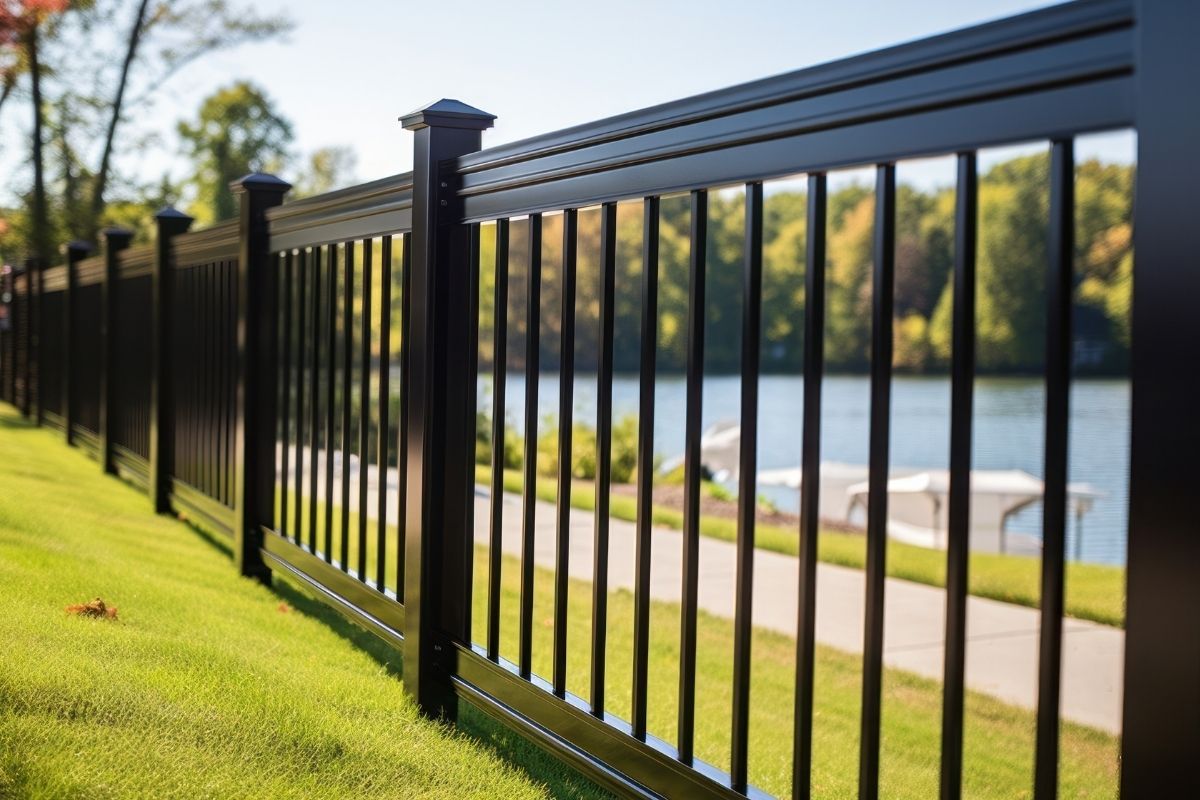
[475, 153, 1133, 376]
[0, 0, 354, 259]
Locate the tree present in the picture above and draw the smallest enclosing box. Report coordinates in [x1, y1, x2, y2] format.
[2, 0, 291, 255]
[177, 81, 292, 223]
[87, 0, 292, 238]
[292, 146, 356, 199]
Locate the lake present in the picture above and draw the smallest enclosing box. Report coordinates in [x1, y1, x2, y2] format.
[479, 373, 1131, 566]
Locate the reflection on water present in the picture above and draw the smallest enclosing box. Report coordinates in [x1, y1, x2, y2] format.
[464, 373, 1130, 566]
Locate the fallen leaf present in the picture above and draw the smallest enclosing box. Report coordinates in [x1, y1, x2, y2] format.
[66, 597, 118, 620]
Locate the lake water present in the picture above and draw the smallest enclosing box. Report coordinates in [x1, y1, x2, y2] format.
[480, 373, 1131, 566]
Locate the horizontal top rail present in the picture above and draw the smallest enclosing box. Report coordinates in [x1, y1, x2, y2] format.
[116, 245, 154, 279]
[453, 0, 1133, 221]
[42, 265, 67, 292]
[173, 220, 239, 266]
[266, 171, 414, 252]
[75, 255, 106, 286]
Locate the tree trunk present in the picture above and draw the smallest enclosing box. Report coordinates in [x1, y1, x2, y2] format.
[27, 23, 49, 264]
[0, 73, 14, 122]
[87, 0, 151, 240]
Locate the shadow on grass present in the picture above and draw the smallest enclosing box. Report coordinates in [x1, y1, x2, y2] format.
[269, 576, 610, 799]
[0, 412, 33, 430]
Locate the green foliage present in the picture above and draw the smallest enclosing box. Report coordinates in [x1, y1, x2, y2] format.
[472, 155, 1134, 376]
[177, 80, 293, 223]
[482, 412, 640, 484]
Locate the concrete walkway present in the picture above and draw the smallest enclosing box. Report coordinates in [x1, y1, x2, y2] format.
[471, 486, 1124, 734]
[279, 448, 1123, 734]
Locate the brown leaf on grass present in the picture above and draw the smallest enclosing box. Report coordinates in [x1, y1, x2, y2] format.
[277, 602, 291, 614]
[65, 598, 118, 620]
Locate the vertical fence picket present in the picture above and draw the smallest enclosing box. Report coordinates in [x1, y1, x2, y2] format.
[553, 209, 577, 697]
[1034, 139, 1074, 800]
[590, 202, 617, 716]
[679, 188, 707, 763]
[632, 195, 659, 741]
[940, 152, 977, 800]
[519, 212, 542, 681]
[859, 163, 896, 800]
[487, 219, 510, 661]
[793, 172, 827, 800]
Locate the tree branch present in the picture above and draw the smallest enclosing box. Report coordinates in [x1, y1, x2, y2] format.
[87, 0, 151, 240]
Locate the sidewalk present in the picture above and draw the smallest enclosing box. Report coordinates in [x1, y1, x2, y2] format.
[283, 448, 1123, 734]
[472, 486, 1124, 734]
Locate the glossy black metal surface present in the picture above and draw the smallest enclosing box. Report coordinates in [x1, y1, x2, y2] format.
[859, 163, 895, 800]
[1122, 3, 1200, 795]
[678, 188, 706, 764]
[1034, 139, 1073, 800]
[631, 196, 659, 741]
[730, 181, 763, 792]
[590, 201, 617, 716]
[553, 209, 577, 697]
[487, 219, 510, 661]
[519, 213, 542, 681]
[792, 172, 826, 800]
[939, 152, 977, 800]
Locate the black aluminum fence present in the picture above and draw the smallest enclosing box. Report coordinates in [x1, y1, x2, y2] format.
[0, 1, 1197, 796]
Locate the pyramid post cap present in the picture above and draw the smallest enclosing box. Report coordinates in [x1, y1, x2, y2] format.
[154, 206, 194, 222]
[101, 227, 135, 242]
[400, 99, 496, 131]
[230, 172, 292, 194]
[64, 240, 93, 255]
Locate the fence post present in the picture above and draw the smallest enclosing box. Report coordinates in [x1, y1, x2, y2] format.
[231, 174, 290, 582]
[63, 241, 91, 445]
[26, 257, 39, 422]
[1122, 1, 1200, 794]
[400, 99, 495, 717]
[149, 208, 194, 512]
[99, 228, 132, 473]
[0, 265, 10, 404]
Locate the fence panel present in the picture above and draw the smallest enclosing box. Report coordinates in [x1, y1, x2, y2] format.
[110, 246, 154, 486]
[37, 265, 66, 427]
[168, 222, 239, 534]
[258, 174, 415, 647]
[434, 2, 1137, 798]
[71, 255, 104, 454]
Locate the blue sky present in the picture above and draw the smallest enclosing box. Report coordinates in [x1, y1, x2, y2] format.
[2, 0, 1134, 202]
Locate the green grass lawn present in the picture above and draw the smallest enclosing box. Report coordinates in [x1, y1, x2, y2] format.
[0, 407, 1119, 799]
[477, 466, 1126, 628]
[283, 471, 1119, 797]
[470, 540, 1119, 799]
[0, 407, 605, 800]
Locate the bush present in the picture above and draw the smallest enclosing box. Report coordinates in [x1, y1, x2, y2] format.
[474, 411, 523, 469]
[527, 413, 641, 484]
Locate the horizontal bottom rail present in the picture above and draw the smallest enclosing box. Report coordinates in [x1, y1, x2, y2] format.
[70, 425, 99, 460]
[168, 479, 235, 538]
[444, 642, 769, 800]
[112, 445, 148, 491]
[261, 528, 405, 642]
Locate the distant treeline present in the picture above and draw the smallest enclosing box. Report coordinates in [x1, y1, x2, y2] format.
[472, 152, 1133, 376]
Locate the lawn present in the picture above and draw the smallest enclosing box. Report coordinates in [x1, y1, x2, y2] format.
[0, 407, 1119, 799]
[0, 407, 604, 800]
[470, 533, 1120, 799]
[477, 466, 1126, 628]
[281, 468, 1119, 797]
